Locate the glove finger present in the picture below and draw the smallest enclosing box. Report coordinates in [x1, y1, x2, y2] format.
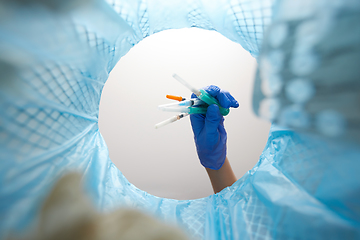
[204, 85, 228, 108]
[203, 85, 239, 109]
[203, 85, 220, 97]
[191, 93, 198, 99]
[216, 90, 239, 108]
[204, 105, 222, 146]
[190, 113, 205, 137]
[222, 90, 239, 108]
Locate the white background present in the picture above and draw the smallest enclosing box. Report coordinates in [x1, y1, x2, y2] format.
[99, 28, 271, 200]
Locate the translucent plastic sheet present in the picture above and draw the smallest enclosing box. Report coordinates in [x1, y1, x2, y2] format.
[0, 0, 359, 239]
[252, 0, 360, 144]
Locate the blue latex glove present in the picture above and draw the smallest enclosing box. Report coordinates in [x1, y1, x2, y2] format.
[190, 85, 239, 170]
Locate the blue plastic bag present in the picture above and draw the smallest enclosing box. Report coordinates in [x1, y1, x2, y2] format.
[0, 0, 359, 239]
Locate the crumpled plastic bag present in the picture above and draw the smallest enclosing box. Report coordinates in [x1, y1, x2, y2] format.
[0, 0, 359, 239]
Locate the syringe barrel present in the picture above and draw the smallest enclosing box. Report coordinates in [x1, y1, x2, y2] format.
[160, 107, 190, 113]
[155, 116, 178, 129]
[198, 89, 230, 116]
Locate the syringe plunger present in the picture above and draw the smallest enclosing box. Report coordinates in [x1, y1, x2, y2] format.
[172, 74, 200, 96]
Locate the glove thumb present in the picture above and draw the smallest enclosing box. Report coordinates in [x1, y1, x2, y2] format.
[204, 104, 222, 146]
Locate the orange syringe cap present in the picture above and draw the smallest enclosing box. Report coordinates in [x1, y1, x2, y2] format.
[166, 95, 184, 102]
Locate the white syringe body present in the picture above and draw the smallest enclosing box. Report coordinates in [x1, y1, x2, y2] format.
[155, 116, 178, 129]
[158, 99, 203, 109]
[154, 113, 189, 129]
[172, 74, 201, 96]
[159, 107, 190, 113]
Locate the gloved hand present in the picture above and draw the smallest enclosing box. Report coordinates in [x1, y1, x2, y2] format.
[190, 85, 239, 170]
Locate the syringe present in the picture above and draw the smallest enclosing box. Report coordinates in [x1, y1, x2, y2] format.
[154, 113, 189, 129]
[158, 98, 204, 109]
[172, 74, 231, 116]
[159, 106, 207, 114]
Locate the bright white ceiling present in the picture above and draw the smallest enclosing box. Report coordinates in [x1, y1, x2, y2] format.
[99, 28, 271, 200]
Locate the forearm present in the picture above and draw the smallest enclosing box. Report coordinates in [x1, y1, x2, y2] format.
[205, 157, 237, 194]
